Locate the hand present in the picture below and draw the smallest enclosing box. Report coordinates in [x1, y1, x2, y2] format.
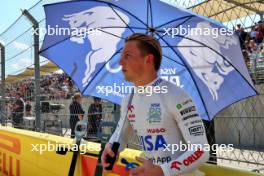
[129, 157, 164, 176]
[101, 143, 118, 172]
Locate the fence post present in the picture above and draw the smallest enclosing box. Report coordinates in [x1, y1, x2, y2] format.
[22, 9, 41, 131]
[259, 12, 263, 22]
[0, 42, 5, 125]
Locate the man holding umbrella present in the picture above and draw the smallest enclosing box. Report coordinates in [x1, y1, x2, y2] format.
[101, 33, 209, 176]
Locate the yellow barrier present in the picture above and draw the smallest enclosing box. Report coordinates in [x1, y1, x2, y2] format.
[0, 126, 100, 176]
[0, 126, 263, 176]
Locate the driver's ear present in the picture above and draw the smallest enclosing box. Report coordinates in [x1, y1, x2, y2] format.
[145, 54, 154, 65]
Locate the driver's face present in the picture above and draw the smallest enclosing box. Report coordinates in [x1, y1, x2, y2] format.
[119, 41, 146, 82]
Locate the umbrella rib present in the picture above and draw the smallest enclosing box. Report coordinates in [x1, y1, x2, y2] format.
[40, 26, 142, 53]
[162, 54, 185, 67]
[97, 26, 152, 40]
[162, 45, 206, 47]
[155, 31, 211, 120]
[155, 15, 195, 29]
[147, 0, 149, 34]
[100, 26, 147, 30]
[107, 4, 135, 33]
[157, 16, 194, 41]
[81, 47, 123, 94]
[97, 28, 127, 40]
[149, 0, 154, 28]
[99, 0, 148, 28]
[40, 35, 78, 54]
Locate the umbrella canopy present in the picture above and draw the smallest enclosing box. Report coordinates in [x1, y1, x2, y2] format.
[40, 0, 257, 120]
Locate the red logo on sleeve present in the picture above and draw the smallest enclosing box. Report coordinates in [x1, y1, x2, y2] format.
[128, 105, 134, 113]
[128, 105, 135, 120]
[171, 148, 204, 171]
[170, 161, 182, 170]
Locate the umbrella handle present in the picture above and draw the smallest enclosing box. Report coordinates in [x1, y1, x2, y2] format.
[68, 120, 87, 176]
[68, 139, 81, 176]
[104, 142, 120, 170]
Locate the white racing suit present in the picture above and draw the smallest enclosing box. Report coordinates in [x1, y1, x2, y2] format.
[109, 77, 209, 176]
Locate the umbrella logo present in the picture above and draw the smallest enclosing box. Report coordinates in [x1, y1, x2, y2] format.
[62, 6, 129, 87]
[177, 22, 236, 100]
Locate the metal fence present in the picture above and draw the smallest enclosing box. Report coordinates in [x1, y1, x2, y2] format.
[0, 95, 118, 136]
[0, 0, 264, 174]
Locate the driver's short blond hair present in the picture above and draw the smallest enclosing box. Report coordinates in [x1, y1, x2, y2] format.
[125, 33, 162, 71]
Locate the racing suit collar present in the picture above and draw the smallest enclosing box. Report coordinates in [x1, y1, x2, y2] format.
[133, 77, 163, 96]
[134, 77, 161, 88]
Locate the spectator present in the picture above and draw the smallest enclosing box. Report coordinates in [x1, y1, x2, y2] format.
[235, 24, 249, 50]
[69, 93, 85, 138]
[250, 26, 257, 39]
[12, 93, 24, 128]
[87, 97, 103, 135]
[256, 26, 263, 44]
[25, 101, 32, 116]
[248, 39, 258, 53]
[260, 23, 264, 38]
[261, 44, 264, 56]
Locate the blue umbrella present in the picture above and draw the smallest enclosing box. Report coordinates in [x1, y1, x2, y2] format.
[40, 0, 257, 121]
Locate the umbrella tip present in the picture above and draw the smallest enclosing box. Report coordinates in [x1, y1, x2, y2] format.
[148, 27, 156, 33]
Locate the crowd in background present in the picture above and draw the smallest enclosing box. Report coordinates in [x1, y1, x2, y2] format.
[3, 73, 104, 134]
[235, 21, 264, 67]
[5, 73, 78, 101]
[3, 73, 80, 127]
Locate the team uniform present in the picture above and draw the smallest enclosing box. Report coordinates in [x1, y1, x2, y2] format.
[109, 78, 209, 176]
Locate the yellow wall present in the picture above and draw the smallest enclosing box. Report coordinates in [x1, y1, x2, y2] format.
[0, 126, 263, 176]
